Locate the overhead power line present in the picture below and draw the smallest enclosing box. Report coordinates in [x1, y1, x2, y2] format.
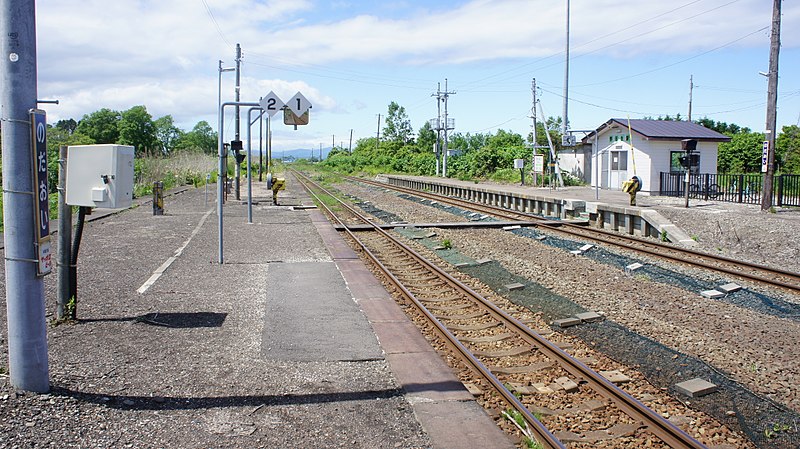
[200, 0, 231, 47]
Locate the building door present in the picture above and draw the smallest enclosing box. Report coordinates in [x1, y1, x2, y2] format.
[609, 150, 628, 189]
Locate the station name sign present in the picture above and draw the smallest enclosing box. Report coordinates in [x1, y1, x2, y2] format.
[30, 109, 52, 276]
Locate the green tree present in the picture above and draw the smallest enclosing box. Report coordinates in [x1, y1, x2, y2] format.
[76, 108, 121, 143]
[416, 121, 437, 154]
[176, 120, 217, 154]
[383, 101, 413, 145]
[777, 125, 800, 173]
[717, 131, 764, 173]
[154, 115, 183, 156]
[55, 118, 78, 135]
[119, 105, 158, 156]
[695, 117, 750, 135]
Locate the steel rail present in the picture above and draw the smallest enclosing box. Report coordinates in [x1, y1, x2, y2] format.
[291, 170, 565, 449]
[349, 176, 800, 294]
[294, 170, 707, 449]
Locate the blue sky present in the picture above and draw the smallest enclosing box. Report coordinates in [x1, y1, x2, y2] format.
[36, 0, 800, 152]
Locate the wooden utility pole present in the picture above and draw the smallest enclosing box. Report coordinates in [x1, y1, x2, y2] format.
[761, 0, 781, 211]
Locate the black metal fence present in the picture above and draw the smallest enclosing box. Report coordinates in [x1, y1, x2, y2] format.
[659, 172, 800, 207]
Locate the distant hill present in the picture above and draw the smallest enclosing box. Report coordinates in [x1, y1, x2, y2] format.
[267, 147, 333, 161]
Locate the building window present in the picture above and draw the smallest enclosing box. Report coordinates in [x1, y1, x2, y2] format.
[670, 150, 699, 174]
[611, 151, 628, 171]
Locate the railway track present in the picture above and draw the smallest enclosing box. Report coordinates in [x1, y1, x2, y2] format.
[292, 170, 708, 449]
[347, 176, 800, 294]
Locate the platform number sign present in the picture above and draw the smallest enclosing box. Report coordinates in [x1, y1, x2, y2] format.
[259, 91, 285, 118]
[30, 109, 52, 276]
[761, 140, 769, 173]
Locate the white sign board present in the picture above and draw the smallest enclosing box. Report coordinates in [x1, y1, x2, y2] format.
[287, 91, 311, 116]
[259, 91, 285, 117]
[286, 92, 311, 116]
[761, 140, 769, 173]
[534, 154, 545, 173]
[513, 158, 525, 169]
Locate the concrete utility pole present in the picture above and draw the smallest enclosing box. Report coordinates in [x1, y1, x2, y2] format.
[1, 0, 50, 392]
[349, 129, 353, 154]
[234, 43, 242, 200]
[761, 0, 781, 211]
[259, 104, 263, 182]
[434, 82, 442, 176]
[562, 0, 570, 138]
[531, 79, 538, 153]
[688, 75, 694, 122]
[430, 79, 457, 178]
[376, 114, 381, 150]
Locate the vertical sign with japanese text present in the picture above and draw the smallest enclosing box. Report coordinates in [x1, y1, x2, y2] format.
[761, 140, 769, 173]
[30, 109, 52, 276]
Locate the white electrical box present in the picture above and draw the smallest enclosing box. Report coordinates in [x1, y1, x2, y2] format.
[66, 145, 134, 209]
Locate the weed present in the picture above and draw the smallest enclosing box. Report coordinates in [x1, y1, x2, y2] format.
[764, 422, 793, 439]
[441, 239, 452, 250]
[660, 230, 668, 242]
[691, 235, 699, 242]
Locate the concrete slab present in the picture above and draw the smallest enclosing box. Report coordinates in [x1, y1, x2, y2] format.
[505, 282, 525, 291]
[261, 261, 383, 362]
[579, 244, 594, 252]
[718, 283, 743, 293]
[675, 378, 719, 397]
[553, 317, 581, 328]
[387, 352, 474, 402]
[412, 401, 516, 449]
[575, 311, 604, 323]
[625, 262, 644, 273]
[701, 289, 725, 299]
[373, 321, 437, 355]
[358, 298, 409, 322]
[599, 370, 631, 384]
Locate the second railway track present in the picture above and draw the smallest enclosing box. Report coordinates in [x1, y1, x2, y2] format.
[346, 175, 800, 294]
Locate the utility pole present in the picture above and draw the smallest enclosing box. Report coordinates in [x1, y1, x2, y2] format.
[433, 82, 442, 175]
[688, 75, 694, 122]
[761, 0, 781, 212]
[376, 114, 381, 150]
[258, 106, 263, 181]
[1, 0, 50, 392]
[531, 79, 539, 185]
[562, 0, 570, 138]
[332, 134, 335, 153]
[433, 79, 456, 178]
[349, 129, 353, 154]
[234, 43, 242, 200]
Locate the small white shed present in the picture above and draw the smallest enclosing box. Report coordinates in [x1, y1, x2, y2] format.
[577, 119, 731, 194]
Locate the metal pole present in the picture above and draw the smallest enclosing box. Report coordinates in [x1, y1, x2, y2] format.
[218, 101, 260, 264]
[57, 146, 71, 321]
[1, 0, 49, 392]
[594, 134, 599, 200]
[562, 0, 570, 138]
[443, 78, 449, 178]
[761, 0, 781, 211]
[217, 103, 225, 263]
[217, 61, 234, 215]
[259, 105, 263, 182]
[267, 116, 271, 174]
[234, 43, 242, 200]
[246, 107, 263, 224]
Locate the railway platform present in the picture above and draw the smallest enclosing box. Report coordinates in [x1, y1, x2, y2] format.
[0, 176, 514, 448]
[380, 174, 705, 246]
